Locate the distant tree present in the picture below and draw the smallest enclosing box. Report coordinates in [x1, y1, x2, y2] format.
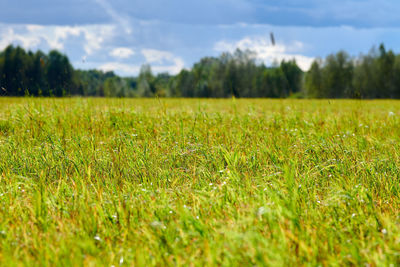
[280, 60, 303, 95]
[261, 68, 288, 98]
[393, 55, 400, 98]
[170, 69, 195, 97]
[46, 50, 74, 96]
[322, 51, 353, 98]
[304, 60, 323, 98]
[153, 73, 172, 97]
[376, 44, 396, 98]
[137, 64, 155, 97]
[104, 76, 120, 97]
[352, 53, 376, 99]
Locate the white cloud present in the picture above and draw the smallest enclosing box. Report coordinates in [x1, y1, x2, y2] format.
[97, 49, 185, 76]
[98, 57, 185, 76]
[80, 25, 115, 55]
[142, 49, 174, 64]
[0, 27, 41, 50]
[98, 62, 140, 75]
[141, 49, 185, 74]
[0, 23, 114, 55]
[110, 47, 135, 59]
[93, 0, 132, 34]
[46, 26, 82, 50]
[152, 57, 185, 74]
[214, 37, 314, 71]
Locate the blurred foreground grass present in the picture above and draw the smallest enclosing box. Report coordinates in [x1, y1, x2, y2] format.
[1, 98, 400, 266]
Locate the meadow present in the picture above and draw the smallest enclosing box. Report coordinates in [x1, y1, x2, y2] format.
[0, 98, 400, 266]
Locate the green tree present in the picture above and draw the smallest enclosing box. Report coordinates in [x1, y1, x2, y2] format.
[137, 64, 155, 97]
[322, 51, 353, 98]
[280, 60, 303, 95]
[304, 60, 323, 98]
[46, 50, 74, 96]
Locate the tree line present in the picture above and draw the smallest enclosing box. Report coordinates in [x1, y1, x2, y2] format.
[1, 44, 400, 98]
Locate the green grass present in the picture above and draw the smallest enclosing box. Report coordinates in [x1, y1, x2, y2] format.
[1, 98, 400, 266]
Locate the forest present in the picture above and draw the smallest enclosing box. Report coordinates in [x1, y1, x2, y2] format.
[1, 44, 400, 98]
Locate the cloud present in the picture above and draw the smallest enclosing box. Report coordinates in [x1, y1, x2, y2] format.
[110, 47, 135, 59]
[142, 49, 185, 74]
[80, 25, 115, 55]
[214, 37, 314, 71]
[97, 49, 185, 76]
[93, 0, 132, 34]
[98, 62, 140, 75]
[0, 27, 42, 50]
[142, 49, 175, 64]
[0, 23, 114, 55]
[151, 58, 185, 74]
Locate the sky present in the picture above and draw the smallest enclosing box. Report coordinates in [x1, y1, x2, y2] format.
[1, 0, 400, 76]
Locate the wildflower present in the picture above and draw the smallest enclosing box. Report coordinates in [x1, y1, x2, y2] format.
[382, 228, 388, 235]
[257, 207, 267, 216]
[389, 111, 395, 117]
[150, 221, 166, 230]
[94, 235, 101, 241]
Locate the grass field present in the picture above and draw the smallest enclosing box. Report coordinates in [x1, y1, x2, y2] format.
[1, 98, 400, 266]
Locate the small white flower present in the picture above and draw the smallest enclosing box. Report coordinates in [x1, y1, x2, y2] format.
[150, 221, 166, 230]
[94, 235, 101, 241]
[119, 257, 124, 265]
[257, 207, 267, 216]
[351, 213, 356, 218]
[389, 111, 395, 117]
[209, 183, 213, 186]
[382, 228, 388, 235]
[169, 210, 173, 214]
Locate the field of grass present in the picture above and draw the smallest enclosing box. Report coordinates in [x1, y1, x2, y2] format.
[1, 98, 400, 266]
